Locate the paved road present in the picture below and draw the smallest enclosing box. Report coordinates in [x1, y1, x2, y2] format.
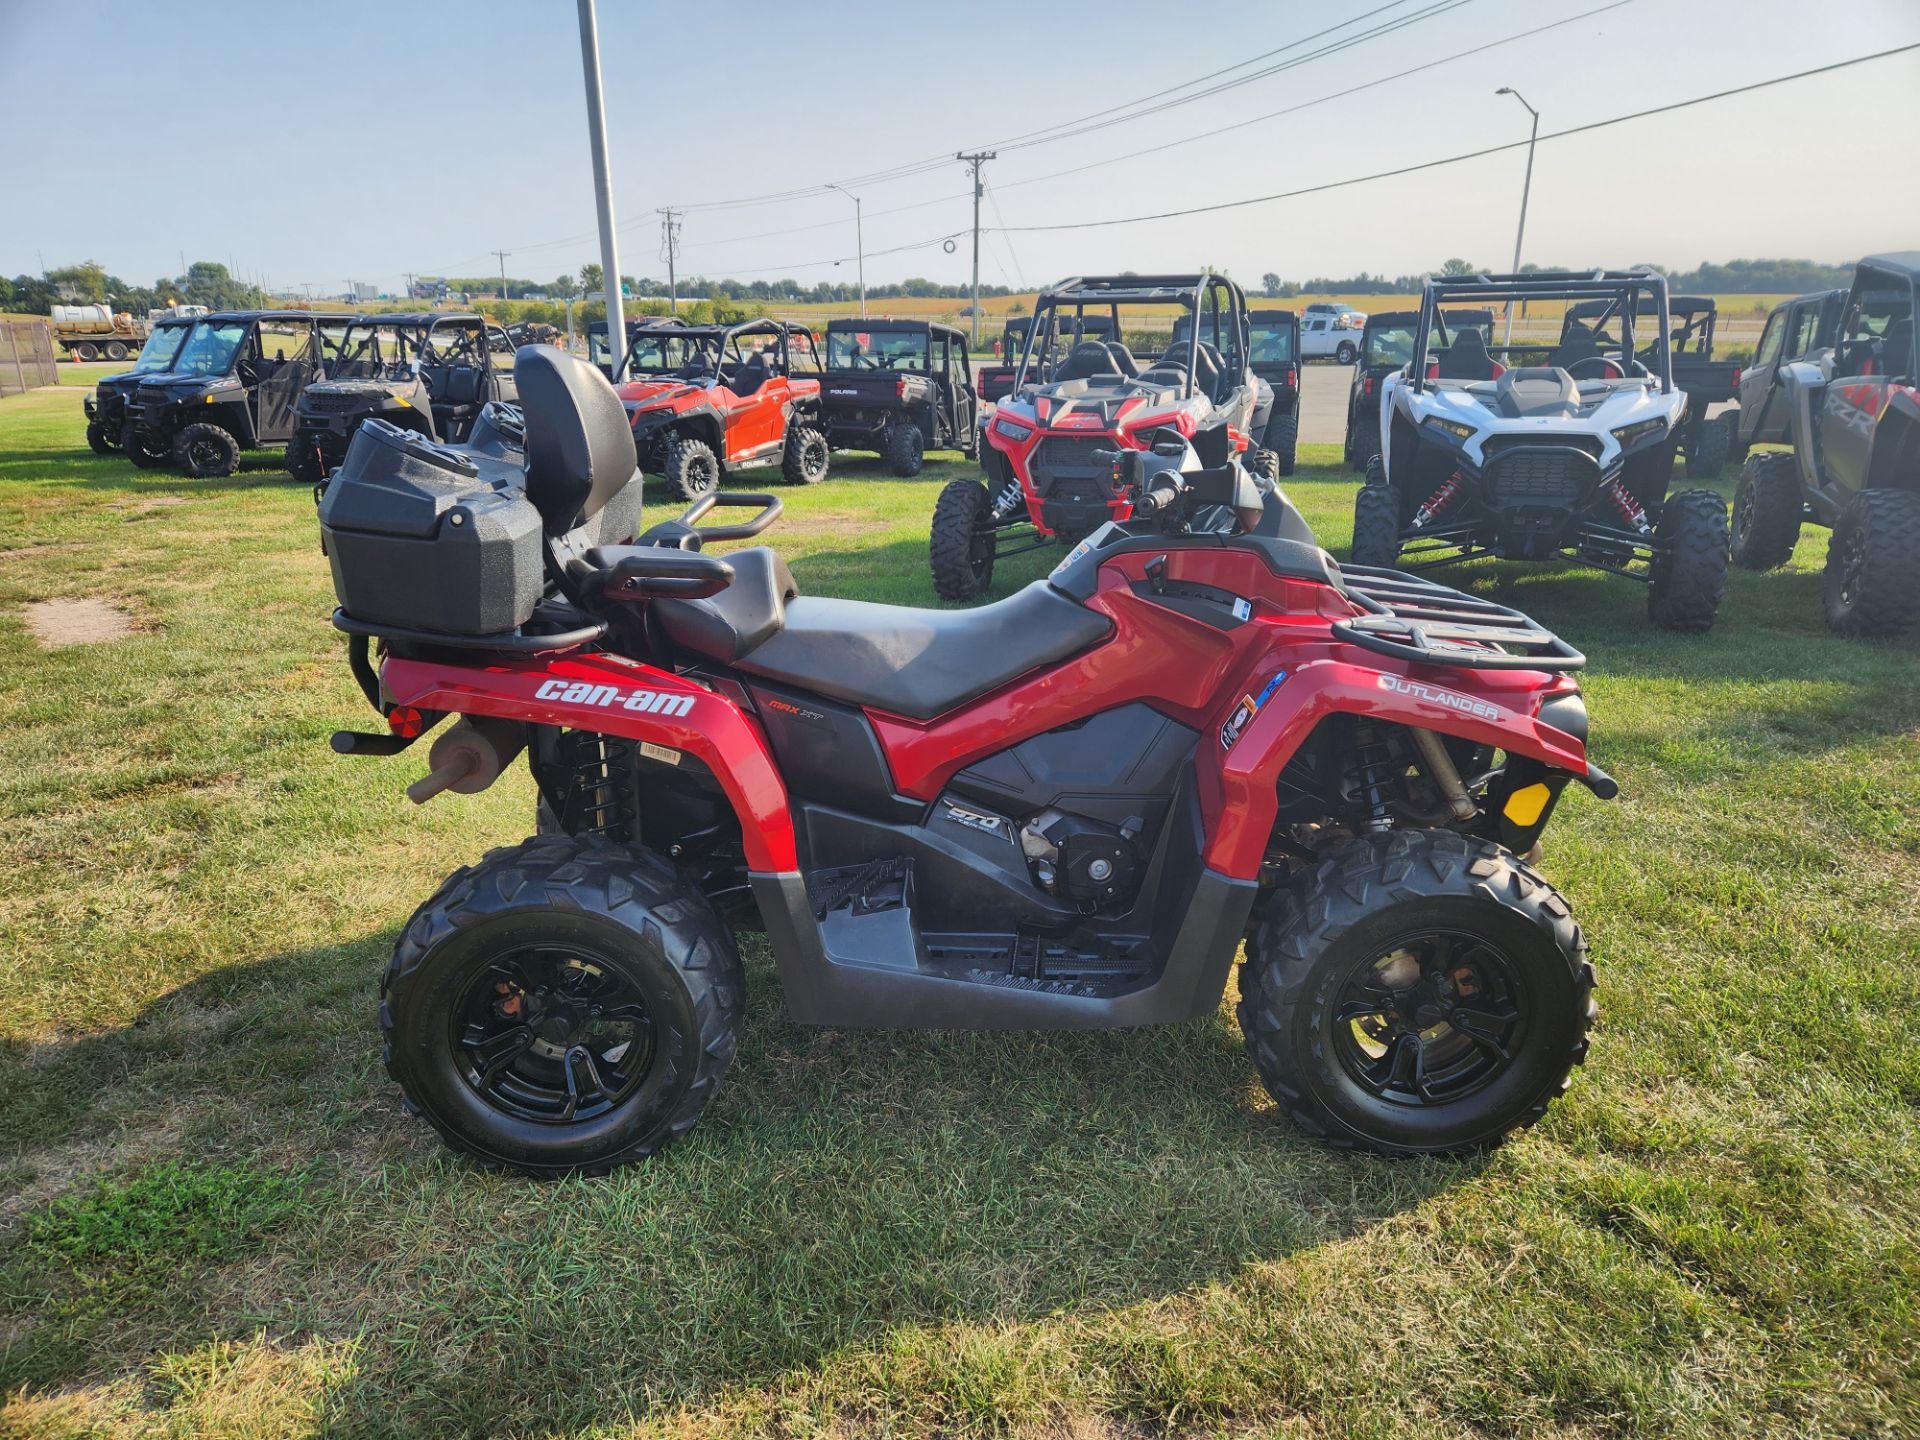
[1296, 362, 1353, 446]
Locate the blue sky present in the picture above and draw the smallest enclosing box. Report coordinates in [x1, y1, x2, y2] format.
[3, 0, 1917, 294]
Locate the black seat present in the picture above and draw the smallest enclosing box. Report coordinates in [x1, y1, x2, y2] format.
[1549, 322, 1600, 372]
[731, 352, 771, 396]
[1102, 341, 1140, 379]
[1436, 327, 1496, 381]
[656, 565, 1114, 720]
[1055, 341, 1121, 383]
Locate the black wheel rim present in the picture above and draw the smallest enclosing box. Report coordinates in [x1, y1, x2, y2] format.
[806, 439, 827, 479]
[449, 943, 657, 1124]
[189, 437, 224, 471]
[1331, 929, 1524, 1107]
[1837, 525, 1867, 607]
[689, 456, 717, 494]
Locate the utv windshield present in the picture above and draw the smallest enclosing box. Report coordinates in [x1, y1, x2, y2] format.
[131, 324, 190, 373]
[827, 330, 926, 371]
[334, 324, 426, 378]
[625, 332, 718, 375]
[1363, 324, 1416, 368]
[171, 322, 249, 377]
[1249, 319, 1295, 363]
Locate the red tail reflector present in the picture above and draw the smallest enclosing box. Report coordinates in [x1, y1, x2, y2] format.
[388, 706, 425, 739]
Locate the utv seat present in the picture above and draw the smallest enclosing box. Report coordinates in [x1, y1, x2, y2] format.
[1436, 327, 1497, 382]
[653, 551, 1114, 720]
[1055, 341, 1122, 384]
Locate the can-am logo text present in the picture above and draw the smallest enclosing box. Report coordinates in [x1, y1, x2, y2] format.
[534, 678, 695, 717]
[1376, 674, 1502, 721]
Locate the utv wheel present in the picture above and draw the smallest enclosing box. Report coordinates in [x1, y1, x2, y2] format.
[126, 429, 171, 469]
[1250, 448, 1281, 482]
[1685, 408, 1730, 478]
[1729, 452, 1802, 571]
[1724, 411, 1749, 466]
[886, 422, 926, 478]
[1265, 409, 1299, 476]
[1646, 487, 1729, 633]
[1335, 341, 1357, 366]
[285, 438, 323, 488]
[929, 477, 996, 601]
[1349, 461, 1403, 568]
[85, 421, 118, 456]
[381, 834, 744, 1177]
[664, 437, 721, 502]
[1822, 488, 1920, 637]
[781, 426, 829, 486]
[174, 422, 240, 478]
[1237, 828, 1594, 1155]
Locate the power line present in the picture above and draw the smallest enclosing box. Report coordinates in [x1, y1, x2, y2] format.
[990, 43, 1920, 234]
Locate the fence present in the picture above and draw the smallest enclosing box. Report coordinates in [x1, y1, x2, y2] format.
[0, 321, 59, 398]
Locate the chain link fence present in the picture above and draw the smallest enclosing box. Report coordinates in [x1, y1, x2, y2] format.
[0, 321, 59, 398]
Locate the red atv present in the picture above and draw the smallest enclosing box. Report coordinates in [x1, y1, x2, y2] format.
[615, 318, 829, 501]
[931, 274, 1278, 600]
[320, 347, 1612, 1176]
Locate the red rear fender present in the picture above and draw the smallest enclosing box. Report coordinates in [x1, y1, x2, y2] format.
[381, 651, 797, 871]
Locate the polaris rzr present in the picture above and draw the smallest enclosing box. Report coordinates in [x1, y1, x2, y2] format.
[615, 319, 828, 501]
[319, 345, 1610, 1177]
[84, 314, 196, 456]
[1350, 270, 1730, 632]
[287, 313, 518, 486]
[1345, 308, 1492, 472]
[930, 274, 1274, 601]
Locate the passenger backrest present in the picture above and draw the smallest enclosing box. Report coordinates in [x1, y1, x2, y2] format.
[518, 346, 641, 543]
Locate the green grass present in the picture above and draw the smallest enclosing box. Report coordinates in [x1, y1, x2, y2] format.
[0, 378, 1916, 1438]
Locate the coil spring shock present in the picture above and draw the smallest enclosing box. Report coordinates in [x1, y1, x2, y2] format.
[567, 731, 633, 839]
[1412, 472, 1462, 529]
[1349, 722, 1398, 832]
[990, 476, 1024, 520]
[1602, 475, 1652, 533]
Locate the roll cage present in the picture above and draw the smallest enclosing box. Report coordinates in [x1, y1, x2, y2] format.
[1013, 274, 1249, 404]
[1565, 295, 1716, 362]
[1409, 270, 1674, 394]
[621, 319, 819, 385]
[329, 313, 491, 379]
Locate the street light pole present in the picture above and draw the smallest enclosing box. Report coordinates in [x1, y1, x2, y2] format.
[827, 183, 866, 318]
[1496, 86, 1539, 346]
[577, 0, 626, 379]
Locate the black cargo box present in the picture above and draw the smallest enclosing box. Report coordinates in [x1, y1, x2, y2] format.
[319, 420, 544, 636]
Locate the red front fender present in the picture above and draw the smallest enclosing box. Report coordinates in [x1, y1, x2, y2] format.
[381, 651, 798, 871]
[1199, 657, 1596, 880]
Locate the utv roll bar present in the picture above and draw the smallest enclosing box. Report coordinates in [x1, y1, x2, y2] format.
[1015, 272, 1249, 401]
[1408, 268, 1673, 394]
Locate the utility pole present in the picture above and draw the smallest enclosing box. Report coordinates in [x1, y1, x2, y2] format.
[492, 250, 511, 300]
[577, 0, 626, 378]
[1496, 87, 1539, 345]
[658, 207, 682, 313]
[958, 151, 995, 348]
[826, 184, 865, 318]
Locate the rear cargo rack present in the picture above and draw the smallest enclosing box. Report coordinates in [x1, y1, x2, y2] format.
[332, 609, 605, 654]
[1333, 565, 1586, 671]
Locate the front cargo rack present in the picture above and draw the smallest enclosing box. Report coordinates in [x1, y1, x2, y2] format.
[1333, 565, 1586, 671]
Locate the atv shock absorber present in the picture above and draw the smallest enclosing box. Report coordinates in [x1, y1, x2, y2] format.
[1348, 722, 1399, 833]
[565, 731, 634, 839]
[1601, 475, 1653, 534]
[1411, 472, 1462, 529]
[989, 476, 1024, 520]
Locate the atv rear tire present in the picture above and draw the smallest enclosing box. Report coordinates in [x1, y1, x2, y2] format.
[85, 422, 117, 456]
[1237, 828, 1594, 1155]
[1646, 487, 1729, 633]
[1730, 452, 1802, 571]
[174, 422, 240, 478]
[1265, 409, 1298, 476]
[1349, 460, 1403, 568]
[664, 437, 721, 502]
[930, 477, 996, 601]
[781, 426, 829, 486]
[381, 834, 744, 1177]
[1686, 408, 1730, 478]
[886, 422, 926, 478]
[1822, 488, 1920, 637]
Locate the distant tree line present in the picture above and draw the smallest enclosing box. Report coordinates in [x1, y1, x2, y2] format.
[1254, 257, 1858, 297]
[450, 265, 1021, 306]
[2, 260, 266, 315]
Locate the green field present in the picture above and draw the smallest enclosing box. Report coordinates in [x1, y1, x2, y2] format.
[0, 377, 1916, 1438]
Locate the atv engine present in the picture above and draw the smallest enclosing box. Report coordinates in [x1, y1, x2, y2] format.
[1019, 809, 1142, 905]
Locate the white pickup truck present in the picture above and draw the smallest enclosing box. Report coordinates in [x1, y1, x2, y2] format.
[1299, 304, 1365, 363]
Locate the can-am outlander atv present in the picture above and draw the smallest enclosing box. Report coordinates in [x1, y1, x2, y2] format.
[930, 274, 1276, 601]
[319, 345, 1610, 1176]
[1349, 270, 1730, 632]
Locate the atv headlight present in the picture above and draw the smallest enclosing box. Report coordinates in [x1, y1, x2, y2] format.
[1611, 418, 1667, 448]
[1421, 415, 1474, 442]
[994, 417, 1033, 442]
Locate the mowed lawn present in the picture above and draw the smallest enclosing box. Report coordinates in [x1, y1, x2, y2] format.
[0, 374, 1916, 1440]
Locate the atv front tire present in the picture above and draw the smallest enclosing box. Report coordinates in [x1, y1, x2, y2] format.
[1822, 488, 1920, 637]
[929, 477, 996, 601]
[1265, 409, 1298, 476]
[1685, 408, 1730, 478]
[1730, 452, 1802, 571]
[1238, 828, 1594, 1155]
[665, 437, 721, 502]
[1646, 487, 1729, 632]
[86, 421, 118, 456]
[886, 422, 926, 478]
[1349, 462, 1403, 568]
[381, 834, 744, 1177]
[174, 422, 240, 478]
[781, 426, 829, 486]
